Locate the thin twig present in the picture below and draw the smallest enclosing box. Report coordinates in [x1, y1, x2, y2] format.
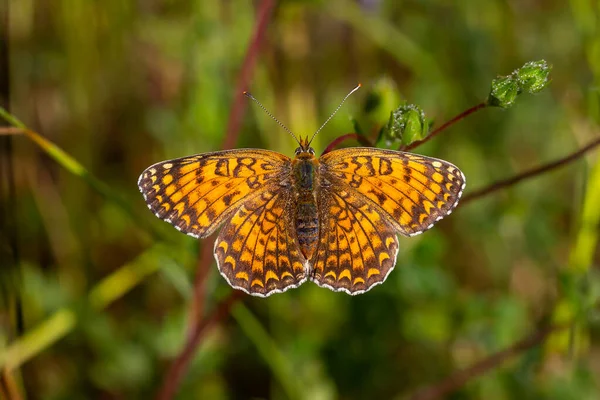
[222, 0, 276, 151]
[462, 135, 600, 205]
[401, 102, 487, 151]
[0, 368, 23, 400]
[0, 127, 23, 135]
[323, 100, 487, 155]
[408, 324, 568, 400]
[0, 0, 26, 390]
[187, 234, 215, 341]
[321, 133, 373, 155]
[155, 291, 246, 400]
[0, 121, 166, 241]
[157, 0, 277, 398]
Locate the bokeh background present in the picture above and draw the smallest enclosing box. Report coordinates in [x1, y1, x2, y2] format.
[1, 0, 600, 399]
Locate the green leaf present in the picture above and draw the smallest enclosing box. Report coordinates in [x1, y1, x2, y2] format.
[488, 60, 552, 108]
[516, 60, 552, 94]
[383, 104, 428, 145]
[489, 75, 521, 108]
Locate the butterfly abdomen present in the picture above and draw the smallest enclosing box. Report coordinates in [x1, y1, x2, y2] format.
[295, 199, 319, 259]
[292, 154, 320, 260]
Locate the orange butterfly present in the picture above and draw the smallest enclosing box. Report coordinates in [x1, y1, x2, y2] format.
[138, 86, 465, 296]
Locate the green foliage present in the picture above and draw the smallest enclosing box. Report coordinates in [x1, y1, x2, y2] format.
[488, 60, 552, 108]
[1, 1, 599, 399]
[384, 104, 428, 146]
[517, 60, 552, 94]
[489, 75, 521, 108]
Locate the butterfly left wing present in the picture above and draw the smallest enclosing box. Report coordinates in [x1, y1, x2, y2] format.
[320, 148, 465, 237]
[310, 187, 399, 294]
[138, 149, 290, 238]
[214, 188, 308, 297]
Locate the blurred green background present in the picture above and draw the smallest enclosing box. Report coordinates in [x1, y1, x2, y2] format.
[1, 0, 600, 399]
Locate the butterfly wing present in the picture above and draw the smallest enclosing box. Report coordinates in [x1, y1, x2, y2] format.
[310, 147, 465, 294]
[311, 186, 399, 294]
[138, 149, 291, 238]
[320, 148, 465, 236]
[214, 189, 308, 297]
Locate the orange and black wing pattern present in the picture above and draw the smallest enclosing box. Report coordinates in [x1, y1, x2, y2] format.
[138, 149, 290, 238]
[214, 189, 308, 297]
[311, 147, 465, 294]
[139, 145, 465, 296]
[320, 148, 465, 237]
[311, 187, 399, 294]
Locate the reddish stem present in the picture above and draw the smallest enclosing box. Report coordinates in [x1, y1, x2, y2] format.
[408, 324, 567, 400]
[1, 367, 23, 400]
[461, 135, 600, 205]
[155, 291, 246, 400]
[186, 234, 216, 341]
[0, 127, 24, 135]
[411, 137, 600, 398]
[221, 0, 276, 150]
[321, 133, 373, 155]
[156, 0, 276, 398]
[401, 102, 487, 151]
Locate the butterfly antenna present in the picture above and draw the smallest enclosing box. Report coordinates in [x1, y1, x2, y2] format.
[244, 91, 301, 145]
[308, 83, 362, 146]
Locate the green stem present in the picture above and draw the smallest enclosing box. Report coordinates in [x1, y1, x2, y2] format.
[401, 102, 487, 151]
[568, 158, 600, 273]
[0, 107, 164, 241]
[0, 245, 168, 371]
[547, 157, 600, 353]
[231, 304, 301, 400]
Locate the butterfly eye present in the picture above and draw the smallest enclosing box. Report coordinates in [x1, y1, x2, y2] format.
[308, 148, 315, 155]
[295, 147, 302, 155]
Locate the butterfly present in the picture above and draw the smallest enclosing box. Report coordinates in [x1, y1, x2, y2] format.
[138, 86, 466, 297]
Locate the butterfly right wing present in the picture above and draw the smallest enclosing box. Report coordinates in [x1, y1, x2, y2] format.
[138, 149, 291, 238]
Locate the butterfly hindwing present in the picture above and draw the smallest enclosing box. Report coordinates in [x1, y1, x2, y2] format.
[138, 149, 291, 238]
[320, 147, 465, 237]
[311, 187, 399, 294]
[214, 188, 308, 296]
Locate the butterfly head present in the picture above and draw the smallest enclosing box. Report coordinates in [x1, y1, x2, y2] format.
[295, 136, 316, 158]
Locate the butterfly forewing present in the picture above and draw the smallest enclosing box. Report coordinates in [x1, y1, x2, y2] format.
[138, 149, 291, 238]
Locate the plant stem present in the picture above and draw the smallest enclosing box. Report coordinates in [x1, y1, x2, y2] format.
[0, 109, 165, 241]
[408, 324, 568, 400]
[0, 127, 23, 135]
[321, 133, 373, 155]
[461, 135, 600, 205]
[221, 0, 276, 150]
[0, 245, 168, 371]
[155, 291, 245, 400]
[401, 102, 487, 151]
[157, 0, 277, 398]
[187, 234, 216, 341]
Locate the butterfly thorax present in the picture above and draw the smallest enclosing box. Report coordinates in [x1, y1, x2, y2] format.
[291, 149, 320, 260]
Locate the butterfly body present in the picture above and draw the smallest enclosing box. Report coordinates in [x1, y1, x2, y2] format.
[292, 148, 321, 260]
[139, 140, 465, 297]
